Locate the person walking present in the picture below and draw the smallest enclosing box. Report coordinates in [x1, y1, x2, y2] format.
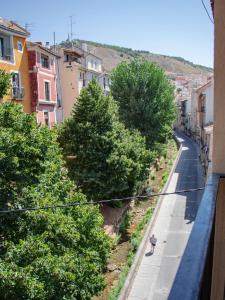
[150, 234, 157, 253]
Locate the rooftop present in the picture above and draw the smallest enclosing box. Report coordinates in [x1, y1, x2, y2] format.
[0, 17, 29, 37]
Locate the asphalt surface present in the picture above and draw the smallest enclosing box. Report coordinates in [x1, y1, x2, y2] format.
[126, 131, 204, 300]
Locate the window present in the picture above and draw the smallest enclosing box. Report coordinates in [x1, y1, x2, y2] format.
[80, 72, 82, 79]
[91, 59, 94, 68]
[44, 111, 49, 126]
[11, 72, 24, 99]
[41, 54, 49, 68]
[64, 54, 69, 62]
[17, 41, 23, 52]
[0, 37, 3, 57]
[0, 34, 12, 61]
[44, 81, 50, 101]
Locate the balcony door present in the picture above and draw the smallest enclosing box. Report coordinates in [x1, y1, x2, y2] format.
[12, 72, 21, 98]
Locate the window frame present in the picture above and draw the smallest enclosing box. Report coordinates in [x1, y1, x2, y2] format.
[44, 80, 51, 101]
[17, 41, 23, 53]
[43, 110, 50, 127]
[0, 34, 14, 63]
[41, 53, 50, 69]
[11, 71, 23, 99]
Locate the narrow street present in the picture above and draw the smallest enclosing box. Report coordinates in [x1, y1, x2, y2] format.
[124, 131, 204, 300]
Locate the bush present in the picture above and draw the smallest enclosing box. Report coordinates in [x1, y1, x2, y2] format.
[108, 207, 154, 300]
[119, 210, 132, 235]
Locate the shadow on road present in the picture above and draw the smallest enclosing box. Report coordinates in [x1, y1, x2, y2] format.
[145, 251, 154, 257]
[173, 131, 204, 224]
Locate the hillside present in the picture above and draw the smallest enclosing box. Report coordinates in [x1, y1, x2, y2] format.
[61, 39, 213, 75]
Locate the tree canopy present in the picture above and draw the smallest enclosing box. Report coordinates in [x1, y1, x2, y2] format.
[0, 102, 111, 299]
[59, 80, 153, 202]
[110, 60, 176, 148]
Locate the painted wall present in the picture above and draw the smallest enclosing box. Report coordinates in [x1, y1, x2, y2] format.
[212, 0, 225, 173]
[36, 104, 56, 128]
[86, 55, 102, 73]
[28, 45, 57, 127]
[0, 34, 31, 113]
[57, 48, 80, 119]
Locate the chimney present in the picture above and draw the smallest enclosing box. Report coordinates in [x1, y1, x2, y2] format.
[81, 43, 88, 52]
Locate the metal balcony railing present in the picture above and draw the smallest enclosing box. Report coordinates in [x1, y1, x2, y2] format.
[169, 173, 221, 300]
[12, 87, 25, 99]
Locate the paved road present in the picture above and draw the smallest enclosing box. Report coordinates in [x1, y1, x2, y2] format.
[125, 132, 204, 300]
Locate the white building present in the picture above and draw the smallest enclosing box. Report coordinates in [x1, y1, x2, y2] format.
[78, 43, 110, 95]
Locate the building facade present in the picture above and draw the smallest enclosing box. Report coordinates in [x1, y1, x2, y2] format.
[27, 42, 58, 127]
[56, 44, 109, 120]
[56, 47, 83, 120]
[0, 17, 31, 112]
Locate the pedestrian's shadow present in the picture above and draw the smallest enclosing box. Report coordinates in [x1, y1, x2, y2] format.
[145, 251, 153, 256]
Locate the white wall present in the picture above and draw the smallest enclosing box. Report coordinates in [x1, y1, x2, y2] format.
[190, 90, 198, 132]
[204, 82, 214, 125]
[86, 54, 102, 73]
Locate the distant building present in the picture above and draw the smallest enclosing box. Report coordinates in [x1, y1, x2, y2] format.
[0, 17, 31, 112]
[55, 43, 110, 120]
[27, 42, 59, 127]
[80, 49, 102, 87]
[55, 47, 83, 120]
[196, 80, 214, 168]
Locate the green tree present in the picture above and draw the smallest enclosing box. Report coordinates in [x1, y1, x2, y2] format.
[0, 70, 11, 99]
[0, 102, 111, 299]
[59, 80, 152, 202]
[111, 60, 176, 149]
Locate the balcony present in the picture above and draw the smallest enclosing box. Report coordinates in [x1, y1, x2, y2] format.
[12, 87, 25, 100]
[169, 173, 225, 300]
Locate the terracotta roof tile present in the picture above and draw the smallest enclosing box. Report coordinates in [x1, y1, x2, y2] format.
[0, 17, 29, 36]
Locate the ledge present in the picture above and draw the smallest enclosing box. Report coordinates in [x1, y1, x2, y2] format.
[168, 173, 220, 300]
[38, 100, 56, 105]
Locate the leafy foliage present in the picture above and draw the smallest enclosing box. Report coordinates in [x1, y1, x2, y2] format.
[59, 80, 153, 202]
[0, 70, 11, 99]
[0, 102, 111, 299]
[111, 60, 176, 148]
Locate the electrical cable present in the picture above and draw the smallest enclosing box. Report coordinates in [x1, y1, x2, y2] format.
[201, 0, 214, 24]
[0, 187, 205, 214]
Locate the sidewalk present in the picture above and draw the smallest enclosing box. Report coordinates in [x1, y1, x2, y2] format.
[122, 132, 204, 300]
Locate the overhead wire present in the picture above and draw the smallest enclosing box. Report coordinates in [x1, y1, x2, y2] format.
[0, 187, 205, 214]
[201, 0, 214, 24]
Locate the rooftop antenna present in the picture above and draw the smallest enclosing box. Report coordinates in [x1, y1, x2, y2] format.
[53, 31, 56, 53]
[25, 23, 34, 32]
[69, 15, 76, 48]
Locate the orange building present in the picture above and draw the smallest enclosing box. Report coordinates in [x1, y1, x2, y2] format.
[0, 17, 31, 113]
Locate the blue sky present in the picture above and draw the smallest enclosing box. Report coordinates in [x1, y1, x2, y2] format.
[2, 0, 214, 67]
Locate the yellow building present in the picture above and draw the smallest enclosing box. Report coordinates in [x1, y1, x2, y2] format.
[0, 17, 31, 112]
